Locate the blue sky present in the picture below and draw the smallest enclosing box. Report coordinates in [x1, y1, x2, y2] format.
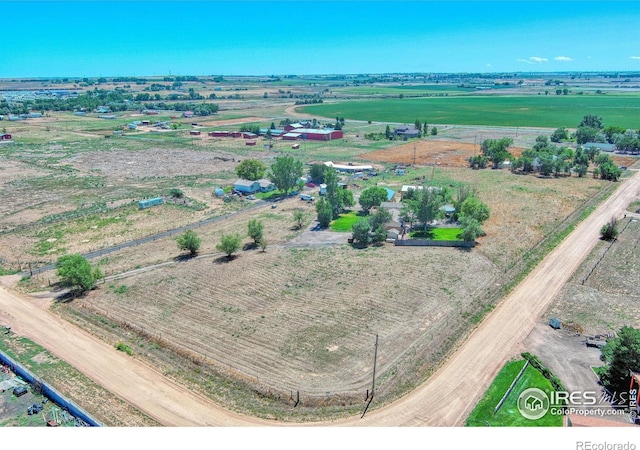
[1, 1, 639, 77]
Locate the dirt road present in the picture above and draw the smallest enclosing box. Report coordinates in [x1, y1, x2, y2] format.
[0, 171, 638, 426]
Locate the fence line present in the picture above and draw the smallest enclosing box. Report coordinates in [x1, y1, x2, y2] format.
[395, 239, 475, 248]
[0, 348, 103, 426]
[494, 360, 529, 415]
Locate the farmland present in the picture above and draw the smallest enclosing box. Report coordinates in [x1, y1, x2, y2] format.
[1, 73, 639, 423]
[302, 95, 640, 129]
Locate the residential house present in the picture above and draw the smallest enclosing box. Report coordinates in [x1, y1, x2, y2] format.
[233, 179, 260, 194]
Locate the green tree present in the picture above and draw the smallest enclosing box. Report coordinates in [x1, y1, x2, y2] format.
[385, 125, 391, 139]
[217, 233, 242, 259]
[247, 219, 264, 245]
[430, 127, 438, 136]
[293, 209, 307, 230]
[603, 126, 626, 144]
[339, 189, 354, 210]
[372, 225, 387, 245]
[315, 198, 333, 228]
[55, 254, 102, 293]
[169, 188, 184, 198]
[359, 186, 388, 214]
[576, 126, 599, 145]
[368, 207, 392, 231]
[176, 229, 201, 256]
[600, 217, 619, 241]
[417, 188, 445, 230]
[309, 163, 326, 184]
[579, 114, 603, 129]
[258, 238, 267, 252]
[269, 155, 304, 195]
[236, 159, 267, 181]
[324, 168, 350, 219]
[459, 217, 483, 242]
[351, 218, 371, 247]
[599, 326, 640, 394]
[481, 138, 513, 169]
[459, 196, 490, 224]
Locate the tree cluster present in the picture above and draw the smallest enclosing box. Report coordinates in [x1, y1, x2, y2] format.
[351, 208, 392, 248]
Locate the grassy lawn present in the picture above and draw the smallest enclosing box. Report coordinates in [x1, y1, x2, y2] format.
[466, 359, 563, 427]
[410, 227, 462, 240]
[330, 211, 362, 232]
[302, 95, 640, 129]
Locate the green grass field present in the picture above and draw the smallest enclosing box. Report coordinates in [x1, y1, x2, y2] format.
[410, 227, 462, 240]
[330, 211, 362, 232]
[466, 359, 563, 427]
[302, 95, 640, 128]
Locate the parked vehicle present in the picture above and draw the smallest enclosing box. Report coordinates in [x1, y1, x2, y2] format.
[300, 194, 315, 201]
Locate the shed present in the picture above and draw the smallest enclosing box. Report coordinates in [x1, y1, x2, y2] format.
[138, 197, 164, 209]
[189, 130, 201, 136]
[245, 141, 256, 146]
[549, 318, 562, 329]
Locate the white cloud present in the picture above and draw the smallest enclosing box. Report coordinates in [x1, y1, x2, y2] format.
[486, 63, 492, 67]
[554, 56, 573, 62]
[630, 56, 640, 60]
[517, 56, 548, 64]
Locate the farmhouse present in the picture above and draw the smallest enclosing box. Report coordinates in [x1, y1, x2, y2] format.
[233, 179, 260, 194]
[393, 125, 420, 138]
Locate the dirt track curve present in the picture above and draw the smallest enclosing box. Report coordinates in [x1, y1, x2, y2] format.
[1, 170, 639, 427]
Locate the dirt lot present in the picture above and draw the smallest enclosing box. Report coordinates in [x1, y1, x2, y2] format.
[58, 238, 500, 405]
[544, 217, 640, 335]
[361, 139, 523, 168]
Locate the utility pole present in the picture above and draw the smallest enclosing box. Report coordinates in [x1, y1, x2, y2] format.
[361, 334, 378, 419]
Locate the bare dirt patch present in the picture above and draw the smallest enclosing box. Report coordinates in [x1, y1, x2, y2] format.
[66, 147, 241, 178]
[360, 139, 524, 168]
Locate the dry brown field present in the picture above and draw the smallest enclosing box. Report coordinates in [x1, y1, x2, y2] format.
[361, 139, 524, 168]
[61, 239, 500, 406]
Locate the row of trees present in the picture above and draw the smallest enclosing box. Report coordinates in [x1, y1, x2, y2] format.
[470, 133, 622, 181]
[551, 114, 640, 153]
